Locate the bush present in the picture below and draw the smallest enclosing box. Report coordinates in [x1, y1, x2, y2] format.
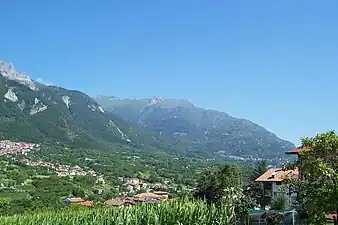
[266, 213, 284, 225]
[271, 194, 290, 210]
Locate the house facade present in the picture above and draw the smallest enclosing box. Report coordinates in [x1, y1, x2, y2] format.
[254, 146, 307, 207]
[255, 167, 298, 205]
[285, 146, 310, 181]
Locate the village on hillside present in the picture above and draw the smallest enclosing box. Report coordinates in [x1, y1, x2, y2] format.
[0, 140, 37, 156]
[0, 140, 174, 209]
[65, 179, 170, 208]
[0, 140, 100, 178]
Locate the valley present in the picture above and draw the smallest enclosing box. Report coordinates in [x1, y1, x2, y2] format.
[0, 59, 302, 220]
[1, 1, 337, 223]
[0, 139, 211, 215]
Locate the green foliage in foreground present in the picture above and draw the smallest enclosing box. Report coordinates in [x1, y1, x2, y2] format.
[293, 131, 338, 224]
[1, 199, 231, 225]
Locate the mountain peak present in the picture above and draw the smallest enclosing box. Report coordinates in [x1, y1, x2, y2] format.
[0, 60, 37, 90]
[147, 97, 195, 108]
[149, 96, 164, 104]
[94, 95, 120, 101]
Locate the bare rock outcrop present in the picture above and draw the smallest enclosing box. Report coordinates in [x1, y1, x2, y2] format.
[0, 60, 37, 90]
[4, 89, 18, 102]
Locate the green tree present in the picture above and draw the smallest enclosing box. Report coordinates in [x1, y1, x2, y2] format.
[235, 194, 256, 224]
[0, 198, 11, 215]
[102, 191, 114, 200]
[293, 131, 338, 224]
[71, 188, 85, 198]
[87, 194, 101, 202]
[271, 193, 290, 210]
[195, 164, 243, 203]
[247, 160, 268, 201]
[195, 164, 255, 223]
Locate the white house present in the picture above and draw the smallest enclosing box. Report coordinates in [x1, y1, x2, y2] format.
[255, 167, 298, 204]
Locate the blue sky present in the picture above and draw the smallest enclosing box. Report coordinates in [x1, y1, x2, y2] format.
[1, 0, 337, 145]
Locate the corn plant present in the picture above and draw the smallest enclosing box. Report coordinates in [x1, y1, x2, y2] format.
[1, 198, 232, 225]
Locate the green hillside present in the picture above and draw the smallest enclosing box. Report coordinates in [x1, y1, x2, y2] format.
[0, 61, 200, 157]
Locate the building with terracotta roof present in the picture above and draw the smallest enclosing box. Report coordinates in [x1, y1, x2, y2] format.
[133, 192, 162, 200]
[131, 192, 168, 204]
[327, 213, 337, 223]
[104, 198, 136, 207]
[80, 201, 94, 207]
[255, 168, 298, 205]
[285, 146, 313, 181]
[285, 146, 310, 155]
[63, 197, 85, 206]
[255, 168, 299, 183]
[104, 199, 125, 207]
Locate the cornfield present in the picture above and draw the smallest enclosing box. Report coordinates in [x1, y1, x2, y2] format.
[1, 199, 232, 225]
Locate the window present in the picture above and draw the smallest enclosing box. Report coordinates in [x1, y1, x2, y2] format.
[263, 182, 272, 189]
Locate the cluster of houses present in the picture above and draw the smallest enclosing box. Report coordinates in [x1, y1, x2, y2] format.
[0, 140, 37, 156]
[118, 177, 169, 195]
[64, 191, 169, 208]
[105, 191, 169, 206]
[19, 158, 98, 176]
[64, 177, 170, 208]
[19, 158, 104, 182]
[0, 140, 104, 181]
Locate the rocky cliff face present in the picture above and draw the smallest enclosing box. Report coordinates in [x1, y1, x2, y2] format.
[0, 61, 37, 90]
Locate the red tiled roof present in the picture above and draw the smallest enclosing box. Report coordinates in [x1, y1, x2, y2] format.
[255, 168, 299, 182]
[286, 146, 310, 154]
[134, 193, 162, 199]
[153, 191, 169, 195]
[80, 201, 94, 207]
[104, 199, 124, 206]
[133, 192, 168, 201]
[327, 214, 337, 221]
[68, 198, 85, 203]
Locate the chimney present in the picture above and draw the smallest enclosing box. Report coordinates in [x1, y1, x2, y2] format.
[271, 172, 277, 178]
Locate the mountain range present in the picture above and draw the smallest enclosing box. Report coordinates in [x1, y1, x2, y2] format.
[93, 96, 295, 163]
[0, 60, 295, 164]
[0, 60, 191, 156]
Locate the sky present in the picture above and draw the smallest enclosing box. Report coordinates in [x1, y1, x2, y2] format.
[0, 0, 338, 145]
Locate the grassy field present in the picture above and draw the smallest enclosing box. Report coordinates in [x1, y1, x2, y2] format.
[1, 199, 231, 225]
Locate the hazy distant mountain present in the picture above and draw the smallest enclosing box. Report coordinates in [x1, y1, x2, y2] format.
[93, 95, 295, 163]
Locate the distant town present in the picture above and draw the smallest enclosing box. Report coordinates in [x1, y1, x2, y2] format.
[0, 140, 174, 208]
[0, 140, 36, 156]
[0, 140, 100, 178]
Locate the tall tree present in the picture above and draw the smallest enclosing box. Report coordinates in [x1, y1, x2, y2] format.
[294, 131, 338, 224]
[195, 163, 255, 224]
[248, 160, 268, 201]
[195, 164, 243, 203]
